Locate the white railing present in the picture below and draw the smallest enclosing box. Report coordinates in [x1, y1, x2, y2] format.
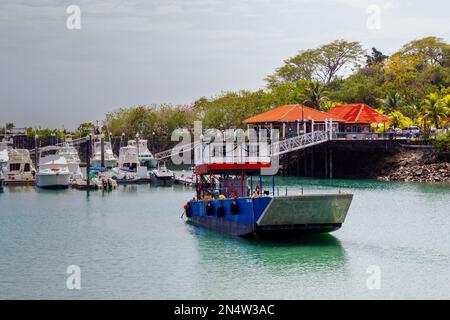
[155, 142, 199, 161]
[272, 131, 328, 156]
[155, 130, 331, 163]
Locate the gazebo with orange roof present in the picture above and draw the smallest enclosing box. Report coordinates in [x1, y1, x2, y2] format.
[243, 104, 344, 138]
[326, 104, 390, 133]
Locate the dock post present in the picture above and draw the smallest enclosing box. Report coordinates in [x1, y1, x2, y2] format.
[101, 135, 105, 168]
[272, 175, 275, 196]
[329, 147, 333, 179]
[303, 149, 307, 177]
[86, 135, 91, 190]
[311, 147, 314, 177]
[34, 134, 39, 172]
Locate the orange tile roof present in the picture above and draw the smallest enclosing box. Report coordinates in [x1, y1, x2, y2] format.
[326, 104, 390, 124]
[243, 104, 344, 123]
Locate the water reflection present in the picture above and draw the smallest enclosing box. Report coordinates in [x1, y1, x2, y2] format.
[189, 225, 348, 278]
[4, 185, 35, 193]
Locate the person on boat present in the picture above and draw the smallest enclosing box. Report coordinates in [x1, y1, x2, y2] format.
[203, 190, 214, 201]
[253, 184, 261, 197]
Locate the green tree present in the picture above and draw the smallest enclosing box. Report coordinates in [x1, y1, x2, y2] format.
[420, 93, 449, 129]
[380, 92, 405, 113]
[387, 110, 407, 128]
[299, 81, 329, 110]
[365, 47, 388, 66]
[268, 39, 365, 85]
[76, 122, 96, 137]
[5, 122, 14, 131]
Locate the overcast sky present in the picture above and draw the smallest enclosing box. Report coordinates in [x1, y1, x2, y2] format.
[0, 0, 449, 129]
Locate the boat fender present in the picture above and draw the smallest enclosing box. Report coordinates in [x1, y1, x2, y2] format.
[206, 202, 214, 216]
[184, 203, 192, 218]
[230, 201, 239, 215]
[217, 205, 225, 218]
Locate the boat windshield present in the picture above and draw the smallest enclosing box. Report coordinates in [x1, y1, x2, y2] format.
[41, 149, 58, 157]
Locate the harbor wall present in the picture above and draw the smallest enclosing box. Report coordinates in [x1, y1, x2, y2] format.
[280, 140, 450, 183]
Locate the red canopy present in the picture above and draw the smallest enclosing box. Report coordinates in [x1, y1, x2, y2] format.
[243, 104, 344, 123]
[326, 104, 390, 124]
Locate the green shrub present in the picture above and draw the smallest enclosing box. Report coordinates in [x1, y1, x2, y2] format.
[432, 131, 450, 152]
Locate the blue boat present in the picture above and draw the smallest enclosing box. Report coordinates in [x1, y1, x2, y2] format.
[184, 162, 353, 239]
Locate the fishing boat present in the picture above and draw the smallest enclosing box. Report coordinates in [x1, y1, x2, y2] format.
[91, 140, 117, 168]
[175, 170, 196, 186]
[117, 146, 139, 171]
[182, 135, 353, 238]
[128, 139, 157, 169]
[4, 149, 35, 184]
[36, 146, 71, 189]
[59, 144, 82, 181]
[110, 146, 140, 182]
[150, 162, 174, 186]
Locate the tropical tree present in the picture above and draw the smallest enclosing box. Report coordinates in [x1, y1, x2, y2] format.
[76, 122, 96, 137]
[299, 81, 329, 110]
[387, 111, 407, 128]
[268, 40, 365, 85]
[380, 92, 405, 113]
[365, 47, 388, 66]
[5, 122, 15, 131]
[420, 93, 449, 129]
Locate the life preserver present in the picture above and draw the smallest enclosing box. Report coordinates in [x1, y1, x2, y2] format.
[230, 201, 239, 215]
[228, 188, 239, 198]
[184, 203, 192, 218]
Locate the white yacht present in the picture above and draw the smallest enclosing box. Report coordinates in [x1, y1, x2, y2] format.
[91, 140, 117, 168]
[0, 140, 8, 189]
[151, 162, 174, 186]
[128, 139, 157, 169]
[36, 146, 71, 189]
[59, 144, 83, 181]
[117, 146, 139, 171]
[4, 149, 35, 184]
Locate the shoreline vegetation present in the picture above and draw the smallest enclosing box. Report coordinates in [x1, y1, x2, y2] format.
[2, 36, 449, 184]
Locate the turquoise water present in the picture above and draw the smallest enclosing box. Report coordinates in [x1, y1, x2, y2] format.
[0, 178, 449, 299]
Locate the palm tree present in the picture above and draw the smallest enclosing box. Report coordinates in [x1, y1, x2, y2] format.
[420, 93, 449, 129]
[380, 92, 404, 113]
[388, 111, 406, 128]
[299, 81, 329, 110]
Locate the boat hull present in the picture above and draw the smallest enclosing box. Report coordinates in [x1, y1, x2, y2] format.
[186, 194, 353, 238]
[36, 172, 71, 189]
[151, 175, 174, 186]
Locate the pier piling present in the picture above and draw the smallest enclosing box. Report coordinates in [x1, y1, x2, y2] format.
[101, 136, 105, 168]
